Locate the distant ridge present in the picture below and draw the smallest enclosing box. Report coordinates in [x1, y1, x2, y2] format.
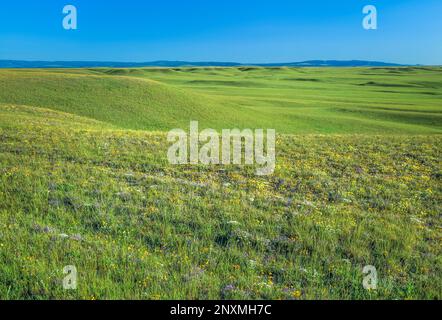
[0, 60, 409, 69]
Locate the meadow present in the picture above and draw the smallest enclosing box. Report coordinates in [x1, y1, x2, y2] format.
[0, 67, 440, 299]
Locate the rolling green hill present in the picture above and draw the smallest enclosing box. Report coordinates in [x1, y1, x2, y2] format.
[0, 67, 441, 133]
[0, 67, 441, 300]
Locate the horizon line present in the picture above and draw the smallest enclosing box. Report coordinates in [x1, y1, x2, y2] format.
[0, 59, 433, 69]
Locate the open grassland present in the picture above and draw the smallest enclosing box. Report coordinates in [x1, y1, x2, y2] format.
[0, 67, 441, 299]
[0, 67, 441, 134]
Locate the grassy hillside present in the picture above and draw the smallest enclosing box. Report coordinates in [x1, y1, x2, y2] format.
[0, 67, 441, 300]
[0, 67, 441, 133]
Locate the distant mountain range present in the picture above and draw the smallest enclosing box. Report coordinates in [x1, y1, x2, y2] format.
[0, 59, 409, 68]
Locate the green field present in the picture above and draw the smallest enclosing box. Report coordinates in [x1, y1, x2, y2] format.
[0, 67, 441, 299]
[1, 67, 441, 133]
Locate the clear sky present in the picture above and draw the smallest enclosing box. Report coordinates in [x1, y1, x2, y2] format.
[0, 0, 441, 64]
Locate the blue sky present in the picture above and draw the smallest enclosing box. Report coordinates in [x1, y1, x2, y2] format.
[0, 0, 441, 64]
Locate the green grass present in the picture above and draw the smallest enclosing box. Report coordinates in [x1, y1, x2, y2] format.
[0, 67, 441, 133]
[0, 67, 441, 300]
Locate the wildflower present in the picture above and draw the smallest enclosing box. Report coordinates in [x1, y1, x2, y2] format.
[221, 284, 236, 296]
